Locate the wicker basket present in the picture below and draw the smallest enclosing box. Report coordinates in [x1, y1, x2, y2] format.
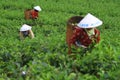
[66, 16, 83, 45]
[24, 9, 32, 20]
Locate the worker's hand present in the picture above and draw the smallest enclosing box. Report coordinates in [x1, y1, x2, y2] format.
[89, 35, 94, 39]
[89, 35, 96, 43]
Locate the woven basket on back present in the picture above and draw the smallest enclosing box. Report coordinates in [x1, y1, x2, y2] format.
[66, 16, 83, 54]
[66, 16, 83, 45]
[24, 9, 33, 20]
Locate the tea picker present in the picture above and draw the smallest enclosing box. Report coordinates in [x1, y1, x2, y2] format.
[19, 24, 34, 40]
[24, 6, 42, 20]
[67, 13, 103, 54]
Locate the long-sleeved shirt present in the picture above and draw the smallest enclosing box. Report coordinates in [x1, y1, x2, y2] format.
[69, 27, 100, 48]
[30, 10, 39, 19]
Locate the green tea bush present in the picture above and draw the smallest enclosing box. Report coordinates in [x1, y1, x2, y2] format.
[0, 0, 120, 80]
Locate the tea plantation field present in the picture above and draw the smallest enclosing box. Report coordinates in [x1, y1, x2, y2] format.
[0, 0, 120, 80]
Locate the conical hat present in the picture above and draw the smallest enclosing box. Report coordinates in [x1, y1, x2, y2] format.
[34, 6, 42, 11]
[20, 24, 32, 31]
[77, 13, 103, 28]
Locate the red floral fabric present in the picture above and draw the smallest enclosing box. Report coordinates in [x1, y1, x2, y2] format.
[69, 26, 100, 47]
[31, 10, 38, 19]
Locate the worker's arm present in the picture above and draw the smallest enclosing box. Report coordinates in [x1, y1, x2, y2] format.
[29, 30, 34, 39]
[19, 32, 24, 40]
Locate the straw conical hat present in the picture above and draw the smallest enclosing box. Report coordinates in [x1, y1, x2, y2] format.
[34, 6, 42, 11]
[20, 24, 32, 31]
[77, 13, 103, 28]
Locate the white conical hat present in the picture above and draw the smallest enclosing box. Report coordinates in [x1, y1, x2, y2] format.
[77, 13, 103, 28]
[34, 6, 42, 11]
[20, 24, 32, 31]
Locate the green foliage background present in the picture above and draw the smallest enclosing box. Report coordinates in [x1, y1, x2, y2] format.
[0, 0, 120, 80]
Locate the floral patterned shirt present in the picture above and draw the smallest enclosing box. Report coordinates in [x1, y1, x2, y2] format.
[31, 10, 38, 19]
[69, 26, 100, 47]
